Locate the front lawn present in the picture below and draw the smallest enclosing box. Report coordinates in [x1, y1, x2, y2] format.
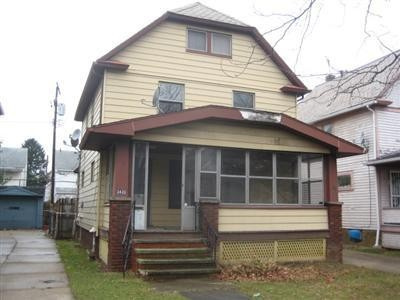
[56, 240, 185, 300]
[234, 262, 400, 299]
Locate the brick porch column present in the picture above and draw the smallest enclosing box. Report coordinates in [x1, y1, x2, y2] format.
[324, 154, 343, 262]
[107, 140, 132, 271]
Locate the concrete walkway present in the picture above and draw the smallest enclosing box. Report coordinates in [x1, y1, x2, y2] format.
[151, 277, 249, 300]
[0, 230, 74, 300]
[344, 249, 400, 274]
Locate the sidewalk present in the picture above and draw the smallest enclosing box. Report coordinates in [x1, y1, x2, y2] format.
[0, 230, 74, 300]
[344, 249, 400, 274]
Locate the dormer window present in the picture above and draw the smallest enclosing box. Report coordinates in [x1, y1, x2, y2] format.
[187, 29, 232, 57]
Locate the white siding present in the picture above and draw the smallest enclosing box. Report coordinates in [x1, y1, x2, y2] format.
[382, 232, 400, 249]
[320, 110, 377, 230]
[376, 108, 400, 156]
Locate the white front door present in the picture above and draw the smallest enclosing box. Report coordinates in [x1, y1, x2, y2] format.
[181, 147, 196, 231]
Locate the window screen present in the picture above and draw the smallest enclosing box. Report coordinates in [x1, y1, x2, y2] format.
[233, 91, 254, 109]
[212, 32, 231, 56]
[188, 29, 207, 52]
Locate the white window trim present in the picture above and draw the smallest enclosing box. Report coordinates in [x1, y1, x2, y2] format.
[157, 82, 185, 113]
[338, 172, 353, 192]
[232, 91, 255, 109]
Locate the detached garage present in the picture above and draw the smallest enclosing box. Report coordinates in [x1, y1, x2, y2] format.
[0, 186, 43, 229]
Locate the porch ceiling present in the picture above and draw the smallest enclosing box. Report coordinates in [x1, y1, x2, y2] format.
[80, 105, 364, 156]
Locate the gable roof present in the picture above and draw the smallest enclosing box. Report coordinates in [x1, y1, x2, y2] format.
[0, 186, 41, 198]
[74, 3, 308, 121]
[298, 51, 400, 123]
[55, 150, 79, 172]
[0, 147, 28, 170]
[170, 2, 248, 26]
[80, 105, 363, 157]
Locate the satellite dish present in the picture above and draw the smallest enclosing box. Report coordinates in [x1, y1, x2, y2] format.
[70, 129, 81, 147]
[152, 86, 160, 107]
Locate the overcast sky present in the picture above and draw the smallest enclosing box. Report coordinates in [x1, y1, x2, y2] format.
[0, 0, 399, 160]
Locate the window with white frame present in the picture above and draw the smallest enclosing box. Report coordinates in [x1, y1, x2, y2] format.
[198, 148, 324, 205]
[187, 29, 232, 57]
[233, 91, 254, 109]
[157, 82, 184, 114]
[338, 173, 352, 191]
[390, 171, 400, 208]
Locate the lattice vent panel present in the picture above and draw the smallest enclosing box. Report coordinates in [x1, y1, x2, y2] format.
[276, 239, 326, 262]
[219, 239, 325, 263]
[219, 241, 275, 262]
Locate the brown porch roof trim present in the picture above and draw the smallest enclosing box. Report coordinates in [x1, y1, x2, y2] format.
[74, 60, 129, 121]
[75, 11, 308, 122]
[280, 85, 310, 95]
[80, 105, 364, 156]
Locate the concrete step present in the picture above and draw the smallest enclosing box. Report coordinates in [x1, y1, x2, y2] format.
[137, 257, 214, 265]
[138, 267, 218, 276]
[134, 247, 209, 254]
[133, 238, 206, 244]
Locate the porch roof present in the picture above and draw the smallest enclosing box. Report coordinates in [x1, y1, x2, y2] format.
[367, 150, 400, 166]
[80, 105, 364, 156]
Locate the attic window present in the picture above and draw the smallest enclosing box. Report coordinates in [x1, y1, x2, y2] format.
[187, 29, 231, 57]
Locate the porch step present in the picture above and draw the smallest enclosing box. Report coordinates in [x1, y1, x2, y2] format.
[137, 257, 214, 265]
[135, 247, 209, 255]
[138, 267, 218, 276]
[133, 238, 206, 244]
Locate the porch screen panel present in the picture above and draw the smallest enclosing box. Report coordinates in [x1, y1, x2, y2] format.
[301, 154, 324, 204]
[134, 143, 147, 205]
[200, 148, 217, 198]
[276, 153, 299, 204]
[184, 148, 196, 206]
[221, 149, 245, 203]
[391, 171, 400, 208]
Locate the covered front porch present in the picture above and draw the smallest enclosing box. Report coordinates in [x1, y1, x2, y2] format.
[80, 105, 364, 273]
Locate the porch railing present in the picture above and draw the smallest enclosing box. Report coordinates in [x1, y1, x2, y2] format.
[201, 212, 218, 261]
[121, 200, 135, 277]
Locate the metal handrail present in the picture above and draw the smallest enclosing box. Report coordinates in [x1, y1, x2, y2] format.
[202, 213, 218, 260]
[121, 200, 135, 277]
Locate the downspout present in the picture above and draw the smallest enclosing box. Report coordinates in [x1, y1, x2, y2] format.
[366, 104, 380, 247]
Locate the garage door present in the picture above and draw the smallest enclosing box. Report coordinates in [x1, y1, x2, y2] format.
[0, 198, 39, 229]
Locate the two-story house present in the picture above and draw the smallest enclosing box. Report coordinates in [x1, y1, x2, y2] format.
[74, 3, 362, 275]
[298, 51, 400, 249]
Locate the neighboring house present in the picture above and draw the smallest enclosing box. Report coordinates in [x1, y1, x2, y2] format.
[298, 51, 400, 248]
[0, 186, 43, 229]
[0, 147, 28, 187]
[74, 2, 362, 275]
[45, 150, 79, 202]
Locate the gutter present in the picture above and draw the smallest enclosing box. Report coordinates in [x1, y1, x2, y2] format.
[366, 104, 380, 247]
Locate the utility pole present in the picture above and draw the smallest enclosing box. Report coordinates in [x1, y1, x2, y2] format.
[50, 83, 60, 236]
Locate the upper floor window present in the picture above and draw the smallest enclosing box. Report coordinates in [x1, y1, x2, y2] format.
[233, 91, 254, 109]
[157, 82, 184, 114]
[187, 29, 232, 57]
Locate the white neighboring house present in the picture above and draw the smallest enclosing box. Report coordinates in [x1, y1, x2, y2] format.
[45, 150, 79, 202]
[298, 51, 400, 248]
[0, 147, 28, 186]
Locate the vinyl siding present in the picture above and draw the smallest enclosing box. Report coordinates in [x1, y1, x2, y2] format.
[218, 208, 328, 232]
[382, 233, 400, 249]
[133, 120, 329, 154]
[103, 21, 296, 123]
[149, 154, 181, 228]
[319, 110, 377, 230]
[78, 84, 102, 231]
[376, 108, 400, 155]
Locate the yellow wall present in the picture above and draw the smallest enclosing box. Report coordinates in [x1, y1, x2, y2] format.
[149, 154, 181, 228]
[218, 208, 328, 232]
[99, 238, 108, 264]
[133, 120, 329, 153]
[78, 84, 102, 231]
[103, 21, 296, 123]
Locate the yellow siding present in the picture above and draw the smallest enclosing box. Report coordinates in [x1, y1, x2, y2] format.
[99, 239, 108, 264]
[133, 120, 329, 153]
[78, 84, 102, 231]
[149, 154, 181, 228]
[103, 21, 296, 123]
[218, 208, 328, 232]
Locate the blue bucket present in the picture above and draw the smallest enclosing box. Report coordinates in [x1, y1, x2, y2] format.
[348, 229, 362, 242]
